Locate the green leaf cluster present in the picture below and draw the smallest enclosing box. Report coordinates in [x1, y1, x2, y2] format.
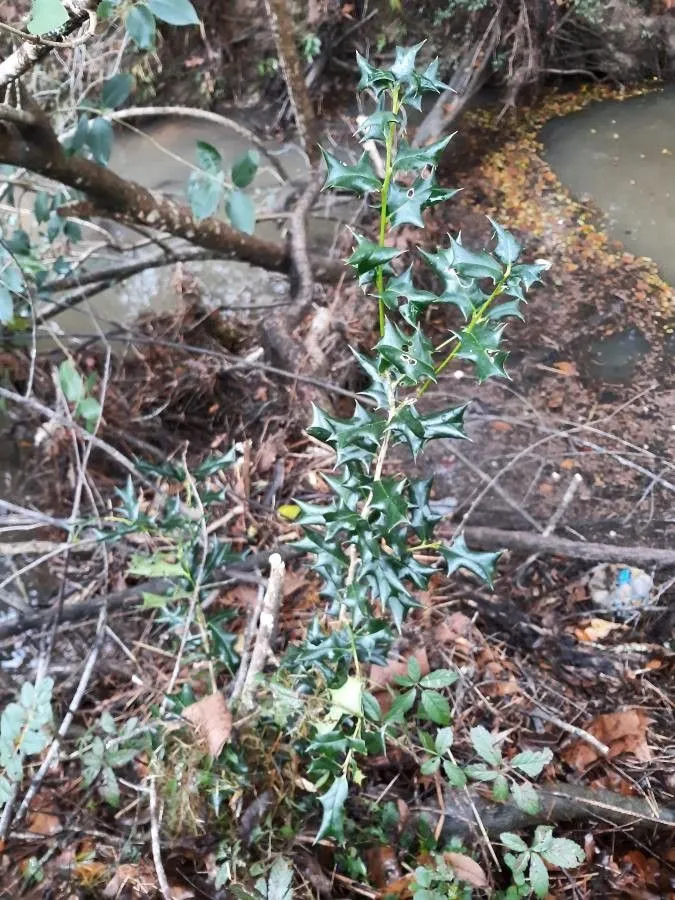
[186, 142, 259, 233]
[0, 678, 54, 808]
[502, 826, 585, 898]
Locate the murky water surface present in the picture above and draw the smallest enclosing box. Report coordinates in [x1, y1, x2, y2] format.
[542, 87, 675, 283]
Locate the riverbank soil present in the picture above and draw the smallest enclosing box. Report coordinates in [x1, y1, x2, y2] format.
[2, 10, 675, 899]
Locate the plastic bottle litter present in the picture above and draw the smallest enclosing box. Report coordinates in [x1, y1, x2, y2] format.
[587, 564, 655, 619]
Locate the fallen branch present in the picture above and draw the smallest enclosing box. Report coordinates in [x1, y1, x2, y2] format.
[463, 526, 675, 568]
[0, 548, 302, 641]
[429, 781, 675, 842]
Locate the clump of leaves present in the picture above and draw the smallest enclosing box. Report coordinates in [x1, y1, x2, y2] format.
[0, 677, 53, 810]
[501, 827, 586, 898]
[285, 42, 549, 839]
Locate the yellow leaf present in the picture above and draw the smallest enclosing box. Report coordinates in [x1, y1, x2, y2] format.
[278, 504, 300, 520]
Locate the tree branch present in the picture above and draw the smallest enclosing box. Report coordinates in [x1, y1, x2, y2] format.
[0, 111, 343, 284]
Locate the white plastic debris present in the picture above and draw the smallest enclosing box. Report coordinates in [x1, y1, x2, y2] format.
[587, 564, 655, 619]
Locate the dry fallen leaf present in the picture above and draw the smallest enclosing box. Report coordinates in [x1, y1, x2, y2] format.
[26, 811, 61, 835]
[103, 863, 156, 898]
[183, 692, 233, 759]
[365, 845, 403, 888]
[444, 852, 488, 889]
[574, 618, 625, 642]
[563, 708, 652, 770]
[554, 360, 578, 376]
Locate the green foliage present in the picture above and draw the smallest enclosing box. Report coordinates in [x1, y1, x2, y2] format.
[186, 143, 259, 233]
[27, 0, 68, 35]
[287, 44, 549, 842]
[501, 826, 585, 898]
[80, 712, 148, 807]
[0, 678, 53, 810]
[58, 359, 102, 432]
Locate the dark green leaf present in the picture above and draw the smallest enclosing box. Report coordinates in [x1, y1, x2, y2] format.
[266, 857, 293, 900]
[488, 217, 521, 265]
[419, 405, 468, 443]
[147, 0, 198, 25]
[440, 535, 501, 586]
[316, 775, 349, 843]
[231, 150, 260, 189]
[375, 319, 435, 385]
[64, 220, 82, 242]
[511, 781, 540, 815]
[387, 180, 430, 229]
[385, 688, 416, 723]
[101, 74, 134, 109]
[86, 118, 114, 165]
[394, 136, 452, 173]
[420, 669, 458, 689]
[27, 0, 68, 35]
[511, 748, 553, 778]
[187, 169, 224, 220]
[390, 41, 425, 84]
[387, 404, 426, 458]
[0, 287, 14, 325]
[434, 726, 454, 755]
[541, 838, 585, 869]
[442, 760, 467, 788]
[196, 140, 222, 173]
[66, 115, 90, 155]
[47, 212, 63, 243]
[226, 190, 256, 234]
[469, 725, 502, 766]
[34, 192, 51, 223]
[321, 150, 381, 196]
[355, 52, 395, 95]
[99, 765, 120, 807]
[419, 690, 450, 726]
[500, 832, 529, 854]
[407, 655, 422, 682]
[492, 773, 510, 802]
[346, 234, 401, 287]
[529, 853, 549, 899]
[356, 110, 399, 142]
[125, 4, 156, 49]
[362, 691, 382, 723]
[454, 328, 509, 382]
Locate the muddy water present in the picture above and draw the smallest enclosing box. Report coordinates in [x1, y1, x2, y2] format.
[542, 87, 675, 283]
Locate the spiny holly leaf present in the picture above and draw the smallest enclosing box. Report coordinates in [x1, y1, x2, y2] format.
[380, 267, 437, 322]
[387, 180, 432, 229]
[388, 404, 426, 457]
[418, 404, 468, 442]
[446, 235, 504, 282]
[488, 217, 521, 265]
[315, 775, 349, 843]
[417, 57, 450, 95]
[307, 402, 385, 468]
[346, 234, 402, 287]
[487, 299, 525, 321]
[440, 535, 501, 586]
[321, 150, 381, 195]
[356, 110, 399, 142]
[454, 329, 509, 382]
[418, 250, 484, 319]
[368, 477, 409, 531]
[408, 477, 441, 540]
[356, 52, 395, 95]
[506, 261, 551, 300]
[390, 41, 426, 85]
[375, 320, 435, 385]
[394, 136, 452, 173]
[351, 349, 391, 408]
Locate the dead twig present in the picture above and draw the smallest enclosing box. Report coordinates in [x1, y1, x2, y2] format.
[462, 526, 675, 568]
[239, 553, 286, 711]
[149, 779, 171, 900]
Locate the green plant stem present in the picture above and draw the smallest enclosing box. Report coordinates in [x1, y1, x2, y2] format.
[375, 86, 401, 337]
[417, 263, 512, 397]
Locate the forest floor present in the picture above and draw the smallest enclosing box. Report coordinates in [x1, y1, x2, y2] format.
[1, 17, 675, 898]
